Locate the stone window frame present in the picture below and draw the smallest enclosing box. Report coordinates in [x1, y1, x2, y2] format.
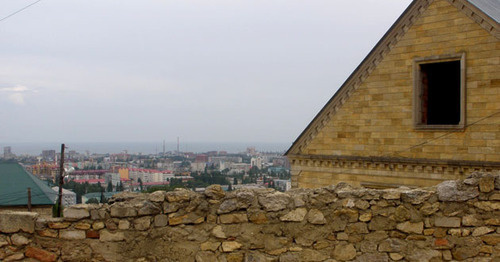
[412, 52, 466, 130]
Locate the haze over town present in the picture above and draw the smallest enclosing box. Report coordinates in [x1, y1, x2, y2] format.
[1, 0, 411, 145]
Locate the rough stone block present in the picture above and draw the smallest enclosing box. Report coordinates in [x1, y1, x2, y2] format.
[110, 204, 137, 217]
[137, 201, 161, 216]
[92, 221, 105, 230]
[485, 218, 500, 226]
[10, 234, 29, 246]
[59, 230, 86, 240]
[437, 181, 479, 202]
[166, 189, 192, 202]
[434, 217, 461, 228]
[134, 216, 151, 231]
[299, 249, 329, 261]
[118, 219, 130, 230]
[368, 216, 396, 231]
[0, 211, 38, 233]
[472, 226, 494, 236]
[148, 191, 166, 202]
[359, 212, 372, 222]
[200, 241, 220, 251]
[481, 234, 500, 245]
[195, 251, 217, 262]
[90, 209, 108, 220]
[211, 225, 226, 239]
[332, 243, 357, 261]
[169, 213, 204, 225]
[4, 253, 25, 261]
[473, 201, 500, 211]
[37, 229, 58, 238]
[345, 222, 369, 234]
[378, 238, 406, 252]
[389, 253, 404, 261]
[452, 246, 480, 260]
[204, 185, 225, 200]
[99, 230, 125, 242]
[401, 189, 433, 204]
[280, 208, 307, 222]
[221, 241, 242, 252]
[258, 192, 290, 211]
[382, 189, 401, 200]
[420, 202, 440, 216]
[86, 230, 100, 239]
[356, 253, 389, 262]
[479, 176, 495, 192]
[248, 212, 268, 224]
[396, 221, 423, 234]
[219, 213, 248, 224]
[74, 222, 91, 230]
[461, 214, 482, 226]
[333, 208, 358, 223]
[307, 209, 326, 224]
[48, 221, 71, 229]
[154, 214, 168, 227]
[63, 206, 90, 220]
[25, 246, 57, 262]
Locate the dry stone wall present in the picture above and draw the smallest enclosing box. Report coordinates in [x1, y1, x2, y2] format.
[0, 172, 499, 262]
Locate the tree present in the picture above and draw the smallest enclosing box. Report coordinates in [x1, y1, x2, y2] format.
[227, 183, 233, 191]
[233, 177, 238, 185]
[117, 181, 124, 191]
[100, 187, 107, 204]
[106, 181, 113, 192]
[138, 178, 143, 191]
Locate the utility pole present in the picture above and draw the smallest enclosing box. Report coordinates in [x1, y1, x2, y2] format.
[27, 187, 31, 212]
[57, 143, 65, 217]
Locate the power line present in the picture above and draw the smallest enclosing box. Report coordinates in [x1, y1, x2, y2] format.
[0, 0, 43, 23]
[389, 110, 500, 157]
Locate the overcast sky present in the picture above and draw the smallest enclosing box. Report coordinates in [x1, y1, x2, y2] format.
[0, 0, 411, 144]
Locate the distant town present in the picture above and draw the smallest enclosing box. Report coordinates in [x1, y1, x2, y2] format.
[1, 144, 291, 205]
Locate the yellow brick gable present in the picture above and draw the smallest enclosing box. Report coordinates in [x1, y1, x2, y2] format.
[304, 0, 499, 162]
[289, 0, 500, 188]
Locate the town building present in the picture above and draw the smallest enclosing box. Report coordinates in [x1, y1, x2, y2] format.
[3, 146, 16, 159]
[286, 0, 500, 188]
[104, 172, 121, 188]
[250, 157, 263, 169]
[51, 187, 77, 207]
[41, 150, 56, 161]
[0, 162, 57, 216]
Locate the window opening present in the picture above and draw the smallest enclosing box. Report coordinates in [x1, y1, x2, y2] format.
[419, 61, 461, 125]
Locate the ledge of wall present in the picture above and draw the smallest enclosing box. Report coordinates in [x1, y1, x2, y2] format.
[0, 172, 499, 262]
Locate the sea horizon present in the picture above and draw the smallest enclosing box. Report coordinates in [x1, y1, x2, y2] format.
[0, 141, 291, 156]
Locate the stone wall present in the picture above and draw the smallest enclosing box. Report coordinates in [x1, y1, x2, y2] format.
[0, 172, 499, 262]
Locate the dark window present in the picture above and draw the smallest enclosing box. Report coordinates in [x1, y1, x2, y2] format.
[419, 61, 461, 125]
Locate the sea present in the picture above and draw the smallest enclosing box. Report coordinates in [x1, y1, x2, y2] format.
[0, 142, 291, 156]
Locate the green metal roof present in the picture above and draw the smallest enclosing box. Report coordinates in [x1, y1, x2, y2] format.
[0, 161, 57, 206]
[83, 192, 117, 200]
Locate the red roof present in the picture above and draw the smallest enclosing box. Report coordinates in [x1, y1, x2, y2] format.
[131, 181, 170, 186]
[72, 179, 105, 184]
[129, 168, 172, 174]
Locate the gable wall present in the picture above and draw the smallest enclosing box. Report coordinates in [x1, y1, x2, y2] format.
[292, 0, 499, 188]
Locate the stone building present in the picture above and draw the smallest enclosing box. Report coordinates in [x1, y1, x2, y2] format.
[286, 0, 499, 188]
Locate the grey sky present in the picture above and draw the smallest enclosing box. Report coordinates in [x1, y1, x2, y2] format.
[0, 0, 411, 144]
